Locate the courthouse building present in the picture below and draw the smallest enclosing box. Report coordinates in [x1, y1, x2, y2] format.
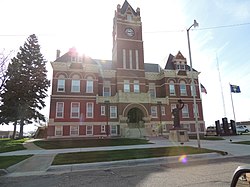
[47, 1, 205, 138]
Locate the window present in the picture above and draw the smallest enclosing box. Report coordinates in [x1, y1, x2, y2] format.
[71, 80, 80, 92]
[111, 125, 117, 135]
[86, 125, 93, 135]
[162, 124, 167, 131]
[103, 81, 111, 96]
[193, 104, 199, 117]
[151, 106, 157, 118]
[101, 125, 106, 133]
[127, 14, 132, 21]
[161, 106, 166, 116]
[149, 83, 156, 98]
[182, 104, 189, 118]
[135, 50, 139, 69]
[110, 106, 117, 118]
[190, 84, 197, 96]
[169, 81, 175, 95]
[183, 124, 190, 131]
[57, 79, 65, 92]
[101, 106, 105, 116]
[56, 102, 64, 118]
[124, 80, 130, 92]
[55, 126, 62, 136]
[86, 77, 93, 93]
[180, 81, 187, 96]
[71, 102, 80, 118]
[129, 50, 133, 69]
[134, 80, 140, 93]
[177, 64, 185, 70]
[123, 49, 126, 68]
[70, 125, 79, 135]
[86, 102, 94, 118]
[171, 104, 176, 118]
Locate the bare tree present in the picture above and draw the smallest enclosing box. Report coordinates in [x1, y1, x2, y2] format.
[0, 49, 13, 94]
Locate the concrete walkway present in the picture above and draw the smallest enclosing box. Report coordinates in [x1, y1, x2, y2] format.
[1, 135, 250, 177]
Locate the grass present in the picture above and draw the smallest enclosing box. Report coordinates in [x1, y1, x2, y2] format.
[233, 141, 250, 145]
[34, 138, 151, 149]
[189, 136, 225, 140]
[52, 146, 223, 165]
[0, 155, 32, 169]
[0, 138, 28, 153]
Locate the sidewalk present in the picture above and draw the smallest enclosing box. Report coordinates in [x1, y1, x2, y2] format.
[1, 136, 250, 177]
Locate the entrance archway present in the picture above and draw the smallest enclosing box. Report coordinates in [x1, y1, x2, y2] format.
[127, 108, 144, 123]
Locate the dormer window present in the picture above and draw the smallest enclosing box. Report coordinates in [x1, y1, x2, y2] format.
[127, 14, 132, 21]
[176, 64, 185, 70]
[71, 56, 76, 62]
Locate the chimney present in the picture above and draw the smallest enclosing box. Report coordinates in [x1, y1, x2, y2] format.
[56, 50, 60, 59]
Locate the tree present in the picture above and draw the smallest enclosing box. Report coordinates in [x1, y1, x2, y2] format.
[0, 50, 13, 94]
[0, 34, 50, 138]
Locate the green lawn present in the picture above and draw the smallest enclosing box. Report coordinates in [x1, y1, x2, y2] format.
[0, 155, 32, 169]
[0, 138, 28, 153]
[34, 138, 151, 149]
[52, 146, 223, 165]
[233, 141, 250, 145]
[189, 136, 225, 140]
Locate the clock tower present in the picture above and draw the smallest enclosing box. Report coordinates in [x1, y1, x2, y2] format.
[112, 1, 146, 92]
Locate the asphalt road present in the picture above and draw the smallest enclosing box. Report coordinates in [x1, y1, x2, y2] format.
[1, 155, 250, 187]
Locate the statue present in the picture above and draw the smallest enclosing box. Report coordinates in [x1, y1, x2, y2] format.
[172, 99, 184, 129]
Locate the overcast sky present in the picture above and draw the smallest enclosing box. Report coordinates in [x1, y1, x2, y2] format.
[1, 0, 250, 132]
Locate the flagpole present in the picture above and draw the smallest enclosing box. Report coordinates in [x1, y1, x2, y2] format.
[217, 54, 226, 117]
[229, 83, 236, 123]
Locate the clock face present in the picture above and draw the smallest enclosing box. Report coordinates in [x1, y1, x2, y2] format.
[125, 28, 135, 37]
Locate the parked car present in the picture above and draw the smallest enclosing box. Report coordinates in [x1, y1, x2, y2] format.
[206, 126, 217, 136]
[236, 125, 249, 135]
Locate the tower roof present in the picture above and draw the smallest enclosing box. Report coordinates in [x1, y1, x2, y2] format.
[119, 0, 138, 16]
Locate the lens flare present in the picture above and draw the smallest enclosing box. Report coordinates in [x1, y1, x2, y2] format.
[178, 155, 188, 164]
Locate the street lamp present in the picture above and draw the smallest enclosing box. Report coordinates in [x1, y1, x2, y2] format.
[157, 101, 163, 135]
[105, 100, 110, 137]
[187, 20, 201, 148]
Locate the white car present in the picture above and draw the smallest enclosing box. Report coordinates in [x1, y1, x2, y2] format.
[236, 125, 249, 134]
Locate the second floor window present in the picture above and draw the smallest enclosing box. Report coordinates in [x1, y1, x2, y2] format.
[124, 80, 130, 92]
[71, 102, 80, 118]
[71, 80, 80, 92]
[134, 80, 140, 93]
[56, 102, 64, 118]
[57, 79, 65, 92]
[110, 106, 117, 118]
[151, 106, 157, 118]
[161, 106, 166, 116]
[149, 83, 156, 98]
[86, 77, 93, 93]
[103, 81, 111, 96]
[182, 104, 189, 118]
[86, 102, 94, 118]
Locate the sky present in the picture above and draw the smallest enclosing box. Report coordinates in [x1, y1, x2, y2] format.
[1, 0, 250, 133]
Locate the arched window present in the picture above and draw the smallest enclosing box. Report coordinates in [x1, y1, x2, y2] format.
[169, 81, 175, 95]
[57, 74, 66, 92]
[86, 76, 93, 93]
[71, 74, 80, 92]
[180, 80, 187, 96]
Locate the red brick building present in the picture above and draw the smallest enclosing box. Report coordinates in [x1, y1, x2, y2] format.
[47, 1, 205, 139]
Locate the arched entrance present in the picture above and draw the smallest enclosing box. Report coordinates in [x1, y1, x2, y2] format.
[127, 107, 145, 129]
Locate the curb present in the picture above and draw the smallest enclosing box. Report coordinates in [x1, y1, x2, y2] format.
[47, 152, 224, 174]
[0, 169, 8, 176]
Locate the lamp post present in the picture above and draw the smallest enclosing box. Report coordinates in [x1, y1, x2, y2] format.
[105, 100, 110, 137]
[157, 101, 163, 135]
[187, 20, 201, 148]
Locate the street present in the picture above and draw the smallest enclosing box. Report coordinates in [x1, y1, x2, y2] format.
[1, 155, 249, 187]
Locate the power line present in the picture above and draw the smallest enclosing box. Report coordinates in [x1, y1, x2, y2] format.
[144, 22, 250, 34]
[0, 22, 250, 36]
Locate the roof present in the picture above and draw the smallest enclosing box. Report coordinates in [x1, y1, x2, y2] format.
[120, 0, 138, 16]
[164, 53, 197, 72]
[145, 63, 161, 73]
